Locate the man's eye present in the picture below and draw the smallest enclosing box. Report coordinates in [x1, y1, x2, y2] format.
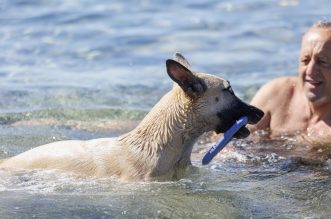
[301, 58, 310, 64]
[318, 59, 328, 66]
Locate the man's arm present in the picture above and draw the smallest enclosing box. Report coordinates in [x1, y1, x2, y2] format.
[248, 83, 272, 131]
[248, 76, 295, 132]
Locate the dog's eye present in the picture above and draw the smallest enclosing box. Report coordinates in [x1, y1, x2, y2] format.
[215, 97, 219, 102]
[229, 86, 234, 94]
[223, 86, 234, 94]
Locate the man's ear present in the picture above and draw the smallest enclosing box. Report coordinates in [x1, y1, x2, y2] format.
[166, 59, 206, 97]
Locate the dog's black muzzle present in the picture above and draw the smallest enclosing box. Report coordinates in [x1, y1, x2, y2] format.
[215, 91, 264, 138]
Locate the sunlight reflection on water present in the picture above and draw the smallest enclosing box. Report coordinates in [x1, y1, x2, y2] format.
[1, 0, 331, 218]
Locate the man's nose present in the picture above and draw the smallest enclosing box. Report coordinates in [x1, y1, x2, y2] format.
[306, 60, 319, 77]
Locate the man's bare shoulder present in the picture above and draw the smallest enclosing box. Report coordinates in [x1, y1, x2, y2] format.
[259, 76, 297, 95]
[251, 76, 297, 109]
[248, 76, 298, 131]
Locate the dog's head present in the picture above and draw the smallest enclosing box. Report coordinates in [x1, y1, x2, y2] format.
[166, 53, 264, 138]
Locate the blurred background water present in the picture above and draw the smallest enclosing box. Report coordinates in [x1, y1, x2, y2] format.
[0, 0, 331, 218]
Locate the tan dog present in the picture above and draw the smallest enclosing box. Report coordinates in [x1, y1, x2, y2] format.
[0, 54, 263, 181]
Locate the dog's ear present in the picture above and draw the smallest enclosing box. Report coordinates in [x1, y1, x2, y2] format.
[174, 53, 192, 71]
[166, 59, 206, 97]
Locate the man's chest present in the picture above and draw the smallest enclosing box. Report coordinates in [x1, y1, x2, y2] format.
[270, 109, 309, 133]
[271, 112, 331, 138]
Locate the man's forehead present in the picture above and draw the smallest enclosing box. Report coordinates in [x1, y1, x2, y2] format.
[303, 28, 331, 43]
[302, 28, 331, 53]
[304, 31, 322, 42]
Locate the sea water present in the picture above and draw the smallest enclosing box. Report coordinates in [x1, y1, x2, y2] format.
[0, 0, 330, 218]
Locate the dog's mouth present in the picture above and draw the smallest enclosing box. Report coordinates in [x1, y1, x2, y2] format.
[215, 119, 250, 138]
[215, 104, 264, 139]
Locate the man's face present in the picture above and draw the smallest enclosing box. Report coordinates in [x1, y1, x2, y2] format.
[299, 28, 331, 105]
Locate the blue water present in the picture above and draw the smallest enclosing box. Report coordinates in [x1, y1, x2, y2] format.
[0, 0, 331, 218]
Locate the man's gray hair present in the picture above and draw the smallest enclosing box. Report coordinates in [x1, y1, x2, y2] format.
[312, 19, 331, 29]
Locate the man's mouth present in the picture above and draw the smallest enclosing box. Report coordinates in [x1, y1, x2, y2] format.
[305, 78, 324, 91]
[305, 79, 323, 87]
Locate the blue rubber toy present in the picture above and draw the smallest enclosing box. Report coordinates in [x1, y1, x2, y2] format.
[202, 116, 248, 165]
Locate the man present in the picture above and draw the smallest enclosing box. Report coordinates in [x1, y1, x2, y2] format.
[250, 20, 331, 142]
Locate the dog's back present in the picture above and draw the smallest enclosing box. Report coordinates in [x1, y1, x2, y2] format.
[0, 138, 118, 175]
[0, 54, 264, 181]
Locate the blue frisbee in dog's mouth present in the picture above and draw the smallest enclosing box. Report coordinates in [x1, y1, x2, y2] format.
[202, 116, 248, 165]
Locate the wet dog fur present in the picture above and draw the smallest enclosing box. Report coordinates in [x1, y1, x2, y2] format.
[0, 54, 263, 181]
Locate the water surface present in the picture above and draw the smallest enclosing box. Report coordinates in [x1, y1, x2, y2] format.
[1, 0, 331, 218]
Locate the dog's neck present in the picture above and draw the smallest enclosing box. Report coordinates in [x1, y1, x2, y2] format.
[118, 85, 208, 173]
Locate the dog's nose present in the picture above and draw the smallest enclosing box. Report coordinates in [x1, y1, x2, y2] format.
[246, 104, 264, 124]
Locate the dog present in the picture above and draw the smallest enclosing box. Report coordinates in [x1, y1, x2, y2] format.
[0, 53, 264, 181]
